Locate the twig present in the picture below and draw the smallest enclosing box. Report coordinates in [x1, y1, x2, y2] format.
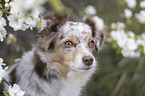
[0, 9, 11, 15]
[3, 78, 11, 86]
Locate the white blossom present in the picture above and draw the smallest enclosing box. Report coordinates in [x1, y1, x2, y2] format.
[111, 22, 125, 29]
[135, 10, 145, 24]
[110, 29, 127, 48]
[8, 84, 25, 96]
[121, 48, 140, 58]
[0, 17, 6, 27]
[36, 18, 47, 30]
[8, 0, 46, 31]
[124, 8, 132, 18]
[7, 33, 17, 44]
[93, 16, 105, 30]
[126, 38, 138, 51]
[5, 3, 10, 8]
[141, 33, 145, 40]
[140, 1, 145, 8]
[0, 58, 8, 83]
[0, 10, 3, 17]
[110, 29, 142, 58]
[85, 5, 97, 15]
[124, 0, 137, 9]
[0, 26, 7, 42]
[127, 31, 135, 38]
[5, 0, 9, 2]
[111, 23, 116, 29]
[8, 15, 27, 31]
[137, 33, 145, 54]
[137, 37, 144, 46]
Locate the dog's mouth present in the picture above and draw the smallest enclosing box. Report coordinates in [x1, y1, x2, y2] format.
[78, 67, 91, 70]
[71, 66, 93, 72]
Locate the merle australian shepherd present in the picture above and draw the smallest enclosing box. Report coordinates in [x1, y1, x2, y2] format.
[5, 12, 105, 96]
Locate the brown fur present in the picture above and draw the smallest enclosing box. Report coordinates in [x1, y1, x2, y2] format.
[37, 12, 70, 51]
[34, 53, 59, 81]
[84, 17, 97, 37]
[84, 17, 105, 51]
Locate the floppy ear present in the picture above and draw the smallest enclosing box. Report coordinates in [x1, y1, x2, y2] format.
[37, 12, 70, 51]
[39, 12, 70, 34]
[84, 17, 105, 52]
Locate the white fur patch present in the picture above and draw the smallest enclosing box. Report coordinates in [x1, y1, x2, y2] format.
[60, 22, 92, 37]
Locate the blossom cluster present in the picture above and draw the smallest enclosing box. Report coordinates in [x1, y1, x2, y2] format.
[110, 22, 145, 58]
[6, 0, 46, 31]
[135, 0, 145, 23]
[0, 58, 25, 96]
[0, 10, 7, 42]
[8, 84, 25, 96]
[124, 0, 137, 9]
[84, 5, 105, 30]
[0, 0, 47, 42]
[0, 58, 8, 83]
[124, 0, 145, 24]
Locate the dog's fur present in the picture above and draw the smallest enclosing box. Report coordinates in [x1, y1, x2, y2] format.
[5, 12, 105, 96]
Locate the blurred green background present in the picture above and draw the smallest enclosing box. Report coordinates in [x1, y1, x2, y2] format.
[0, 0, 145, 96]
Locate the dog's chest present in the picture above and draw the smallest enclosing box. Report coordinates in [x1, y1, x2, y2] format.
[58, 71, 91, 96]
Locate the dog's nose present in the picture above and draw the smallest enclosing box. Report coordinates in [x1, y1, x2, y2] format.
[82, 56, 93, 66]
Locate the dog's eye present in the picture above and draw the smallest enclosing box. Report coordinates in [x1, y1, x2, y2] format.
[64, 41, 73, 48]
[88, 41, 94, 47]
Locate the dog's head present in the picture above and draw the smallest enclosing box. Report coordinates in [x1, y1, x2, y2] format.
[37, 12, 105, 74]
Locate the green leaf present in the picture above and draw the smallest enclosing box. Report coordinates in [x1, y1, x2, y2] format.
[3, 91, 10, 96]
[48, 0, 64, 12]
[0, 4, 3, 9]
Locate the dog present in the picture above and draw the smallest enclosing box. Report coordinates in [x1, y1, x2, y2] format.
[5, 12, 105, 96]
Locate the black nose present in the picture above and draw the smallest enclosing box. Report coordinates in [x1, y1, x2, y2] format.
[82, 56, 93, 66]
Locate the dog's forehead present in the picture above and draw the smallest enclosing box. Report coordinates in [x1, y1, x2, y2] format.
[60, 21, 92, 37]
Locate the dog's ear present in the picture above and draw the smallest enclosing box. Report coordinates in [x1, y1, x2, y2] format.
[39, 12, 70, 34]
[37, 12, 70, 51]
[83, 17, 105, 52]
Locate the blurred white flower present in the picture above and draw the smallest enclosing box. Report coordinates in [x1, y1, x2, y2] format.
[8, 84, 25, 96]
[36, 18, 47, 31]
[0, 26, 7, 42]
[135, 10, 145, 24]
[124, 0, 136, 9]
[7, 33, 17, 44]
[93, 16, 105, 30]
[137, 33, 145, 54]
[111, 29, 127, 48]
[137, 37, 144, 46]
[111, 23, 116, 29]
[126, 38, 138, 50]
[128, 31, 135, 38]
[0, 58, 8, 83]
[141, 33, 145, 40]
[0, 17, 6, 27]
[0, 10, 3, 17]
[110, 29, 143, 58]
[5, 0, 9, 2]
[117, 22, 125, 29]
[85, 5, 97, 15]
[111, 22, 125, 29]
[124, 8, 132, 18]
[121, 48, 140, 58]
[22, 0, 46, 10]
[5, 3, 10, 8]
[140, 1, 145, 8]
